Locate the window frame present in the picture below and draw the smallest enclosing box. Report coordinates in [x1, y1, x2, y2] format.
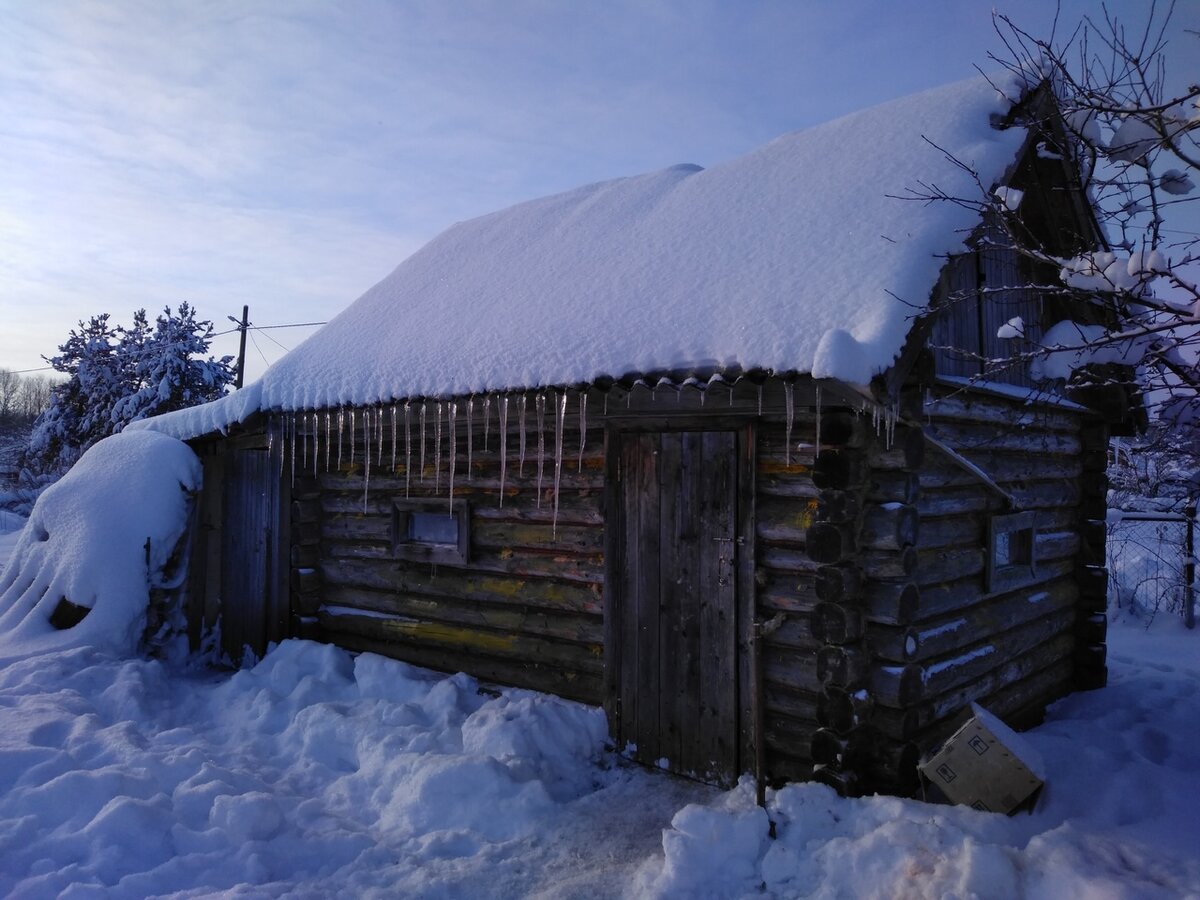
[986, 511, 1037, 594]
[391, 498, 470, 565]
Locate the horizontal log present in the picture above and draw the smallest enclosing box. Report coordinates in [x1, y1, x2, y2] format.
[292, 498, 321, 525]
[1076, 612, 1107, 644]
[814, 565, 863, 605]
[919, 605, 1077, 700]
[866, 471, 919, 505]
[918, 455, 1084, 491]
[870, 663, 925, 708]
[874, 647, 1075, 742]
[327, 631, 603, 705]
[816, 644, 872, 686]
[757, 572, 819, 614]
[817, 490, 860, 524]
[320, 556, 603, 614]
[318, 608, 603, 673]
[866, 425, 924, 470]
[924, 389, 1083, 433]
[917, 487, 997, 519]
[916, 546, 984, 586]
[810, 603, 864, 644]
[861, 546, 918, 579]
[292, 590, 322, 616]
[321, 584, 603, 645]
[763, 715, 817, 764]
[756, 471, 820, 500]
[924, 422, 1082, 456]
[813, 451, 865, 491]
[763, 645, 822, 695]
[864, 622, 920, 663]
[917, 515, 984, 551]
[758, 547, 821, 576]
[818, 685, 875, 733]
[900, 577, 1077, 662]
[763, 683, 819, 723]
[291, 567, 320, 594]
[324, 542, 605, 584]
[810, 727, 863, 768]
[757, 498, 820, 545]
[864, 581, 920, 625]
[909, 556, 1075, 624]
[860, 504, 918, 550]
[765, 615, 819, 653]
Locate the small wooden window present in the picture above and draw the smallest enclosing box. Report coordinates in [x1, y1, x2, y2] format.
[987, 511, 1037, 593]
[392, 499, 469, 565]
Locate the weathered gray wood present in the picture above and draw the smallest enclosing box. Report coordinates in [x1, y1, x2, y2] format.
[919, 605, 1077, 700]
[863, 581, 920, 625]
[321, 584, 602, 645]
[925, 389, 1082, 432]
[320, 556, 602, 614]
[814, 565, 863, 605]
[860, 504, 918, 550]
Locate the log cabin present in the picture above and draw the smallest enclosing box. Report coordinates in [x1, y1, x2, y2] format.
[133, 74, 1128, 796]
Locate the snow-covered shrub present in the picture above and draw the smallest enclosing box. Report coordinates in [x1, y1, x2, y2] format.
[0, 430, 201, 662]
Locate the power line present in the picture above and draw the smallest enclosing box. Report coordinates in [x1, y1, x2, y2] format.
[248, 330, 272, 368]
[252, 327, 292, 355]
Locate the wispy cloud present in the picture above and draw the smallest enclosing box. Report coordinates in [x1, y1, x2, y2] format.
[1, 0, 1192, 382]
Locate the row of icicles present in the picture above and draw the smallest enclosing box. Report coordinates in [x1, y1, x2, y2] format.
[275, 384, 900, 533]
[284, 392, 585, 532]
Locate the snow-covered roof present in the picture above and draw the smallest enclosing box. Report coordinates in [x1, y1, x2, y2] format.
[138, 74, 1030, 440]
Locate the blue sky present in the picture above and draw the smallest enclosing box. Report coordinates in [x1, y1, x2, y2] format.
[1, 0, 1193, 382]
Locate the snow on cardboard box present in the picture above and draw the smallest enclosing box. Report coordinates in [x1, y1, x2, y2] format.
[919, 702, 1047, 815]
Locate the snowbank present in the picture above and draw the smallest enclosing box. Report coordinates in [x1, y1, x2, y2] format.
[0, 431, 200, 663]
[0, 623, 1196, 896]
[138, 74, 1028, 440]
[635, 620, 1200, 898]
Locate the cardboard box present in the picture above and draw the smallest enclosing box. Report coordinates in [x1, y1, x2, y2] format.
[918, 704, 1045, 815]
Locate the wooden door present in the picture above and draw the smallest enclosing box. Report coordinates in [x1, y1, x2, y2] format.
[220, 447, 271, 663]
[609, 429, 745, 785]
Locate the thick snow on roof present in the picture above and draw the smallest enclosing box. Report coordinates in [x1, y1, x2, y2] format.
[139, 74, 1028, 439]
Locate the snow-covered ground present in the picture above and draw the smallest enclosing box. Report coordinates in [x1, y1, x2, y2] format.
[1, 520, 1198, 898]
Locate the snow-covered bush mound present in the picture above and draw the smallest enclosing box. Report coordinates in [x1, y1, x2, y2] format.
[0, 431, 200, 663]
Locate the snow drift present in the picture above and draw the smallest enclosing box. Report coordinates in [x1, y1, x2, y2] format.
[0, 431, 200, 663]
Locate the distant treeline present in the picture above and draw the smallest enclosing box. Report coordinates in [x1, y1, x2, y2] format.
[0, 370, 56, 424]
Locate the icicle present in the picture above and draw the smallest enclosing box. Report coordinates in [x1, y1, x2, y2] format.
[404, 402, 412, 497]
[391, 404, 398, 474]
[349, 408, 356, 468]
[498, 396, 509, 508]
[419, 403, 427, 483]
[815, 385, 822, 456]
[757, 384, 763, 416]
[465, 397, 474, 483]
[311, 412, 318, 477]
[289, 414, 296, 489]
[603, 393, 609, 415]
[337, 408, 344, 471]
[324, 411, 332, 472]
[483, 395, 492, 452]
[578, 392, 588, 472]
[784, 382, 794, 466]
[377, 404, 383, 466]
[518, 395, 528, 475]
[301, 411, 308, 471]
[553, 390, 566, 536]
[535, 392, 546, 508]
[434, 401, 443, 492]
[448, 401, 457, 512]
[362, 406, 371, 513]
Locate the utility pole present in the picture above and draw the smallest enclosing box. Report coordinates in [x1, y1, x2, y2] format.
[229, 305, 249, 389]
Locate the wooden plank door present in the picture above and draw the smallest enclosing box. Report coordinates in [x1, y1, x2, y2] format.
[611, 429, 742, 785]
[220, 447, 271, 663]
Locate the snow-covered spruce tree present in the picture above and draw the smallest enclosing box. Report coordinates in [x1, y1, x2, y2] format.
[26, 305, 234, 473]
[913, 3, 1199, 427]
